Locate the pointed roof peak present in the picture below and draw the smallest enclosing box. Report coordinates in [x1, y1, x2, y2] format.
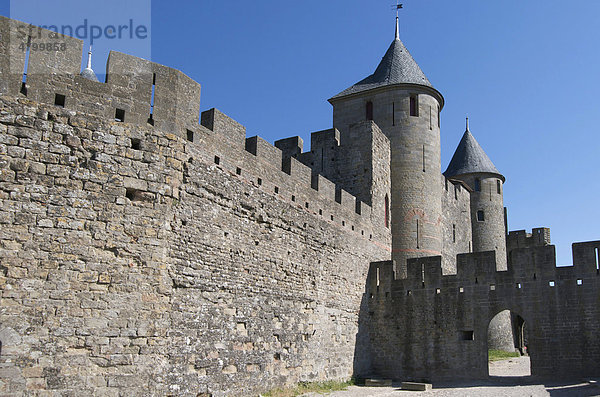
[330, 36, 434, 100]
[395, 16, 400, 40]
[81, 44, 99, 82]
[444, 124, 504, 181]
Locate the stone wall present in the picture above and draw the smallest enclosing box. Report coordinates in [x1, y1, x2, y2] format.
[362, 237, 600, 381]
[0, 16, 201, 140]
[441, 177, 472, 274]
[292, 121, 392, 243]
[0, 88, 390, 396]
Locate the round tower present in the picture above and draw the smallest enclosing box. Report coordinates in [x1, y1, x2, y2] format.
[445, 119, 513, 352]
[329, 17, 444, 277]
[444, 118, 507, 270]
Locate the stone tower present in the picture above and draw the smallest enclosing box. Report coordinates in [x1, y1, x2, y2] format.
[444, 119, 507, 270]
[444, 119, 514, 352]
[328, 18, 444, 278]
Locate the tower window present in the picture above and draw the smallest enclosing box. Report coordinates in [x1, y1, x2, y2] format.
[474, 178, 481, 192]
[437, 105, 440, 127]
[452, 224, 456, 243]
[477, 210, 485, 222]
[410, 95, 419, 117]
[416, 219, 420, 248]
[497, 180, 501, 194]
[429, 106, 432, 130]
[366, 101, 373, 121]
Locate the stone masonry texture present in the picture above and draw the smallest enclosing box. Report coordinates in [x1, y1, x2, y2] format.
[1, 15, 600, 396]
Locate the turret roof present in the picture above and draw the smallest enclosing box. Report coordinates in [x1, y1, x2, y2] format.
[330, 30, 433, 100]
[444, 123, 504, 181]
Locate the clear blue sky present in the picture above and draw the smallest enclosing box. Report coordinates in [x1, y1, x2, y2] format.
[2, 1, 599, 265]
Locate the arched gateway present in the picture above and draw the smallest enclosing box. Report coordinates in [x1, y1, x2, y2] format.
[360, 240, 600, 381]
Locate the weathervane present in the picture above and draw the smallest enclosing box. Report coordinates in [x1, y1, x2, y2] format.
[392, 1, 403, 40]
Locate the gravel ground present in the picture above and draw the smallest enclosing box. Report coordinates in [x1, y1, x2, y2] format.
[301, 357, 600, 397]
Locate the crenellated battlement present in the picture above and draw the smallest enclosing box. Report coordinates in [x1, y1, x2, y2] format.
[0, 17, 201, 135]
[0, 16, 388, 243]
[365, 238, 600, 381]
[507, 227, 551, 251]
[367, 238, 600, 296]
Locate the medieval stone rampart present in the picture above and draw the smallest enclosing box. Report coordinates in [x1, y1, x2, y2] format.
[0, 16, 392, 396]
[363, 236, 600, 381]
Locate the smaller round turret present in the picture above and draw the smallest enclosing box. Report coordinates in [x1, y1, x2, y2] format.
[444, 118, 506, 270]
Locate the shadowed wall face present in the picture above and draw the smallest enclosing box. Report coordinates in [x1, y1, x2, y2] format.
[362, 241, 600, 381]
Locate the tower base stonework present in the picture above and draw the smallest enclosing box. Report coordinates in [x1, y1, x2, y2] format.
[487, 310, 515, 352]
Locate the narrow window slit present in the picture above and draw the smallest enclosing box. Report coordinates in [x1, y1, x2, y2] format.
[366, 101, 373, 121]
[21, 36, 31, 95]
[410, 95, 418, 117]
[384, 195, 389, 228]
[416, 219, 420, 249]
[429, 106, 432, 130]
[187, 129, 194, 142]
[148, 73, 156, 125]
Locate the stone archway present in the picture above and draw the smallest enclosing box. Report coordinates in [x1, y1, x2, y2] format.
[487, 310, 530, 377]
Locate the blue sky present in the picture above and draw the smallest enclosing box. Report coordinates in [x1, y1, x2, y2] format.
[2, 1, 599, 265]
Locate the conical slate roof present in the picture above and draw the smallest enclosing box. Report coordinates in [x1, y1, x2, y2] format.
[331, 37, 433, 100]
[80, 68, 99, 82]
[444, 126, 504, 181]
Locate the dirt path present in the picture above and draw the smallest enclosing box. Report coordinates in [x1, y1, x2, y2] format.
[301, 357, 600, 397]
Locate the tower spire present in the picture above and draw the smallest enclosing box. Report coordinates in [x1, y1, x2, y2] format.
[86, 45, 93, 69]
[395, 2, 403, 40]
[80, 44, 99, 82]
[466, 116, 470, 132]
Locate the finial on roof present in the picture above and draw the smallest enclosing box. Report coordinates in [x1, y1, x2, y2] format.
[466, 116, 470, 132]
[86, 45, 93, 69]
[80, 44, 99, 82]
[395, 2, 403, 40]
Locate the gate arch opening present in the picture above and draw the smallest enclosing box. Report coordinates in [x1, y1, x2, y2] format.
[487, 310, 531, 378]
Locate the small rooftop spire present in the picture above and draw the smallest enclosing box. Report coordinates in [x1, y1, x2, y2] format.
[395, 2, 403, 40]
[80, 44, 99, 82]
[466, 116, 470, 132]
[86, 46, 93, 69]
